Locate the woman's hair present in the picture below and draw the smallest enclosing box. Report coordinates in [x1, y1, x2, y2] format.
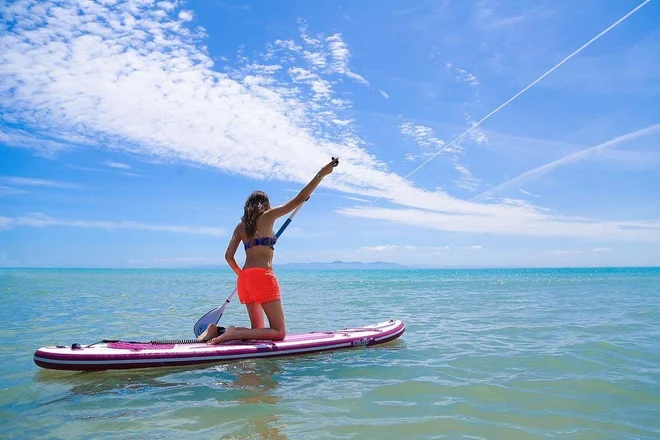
[242, 191, 271, 238]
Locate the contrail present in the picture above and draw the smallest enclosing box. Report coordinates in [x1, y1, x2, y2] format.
[370, 0, 652, 206]
[473, 124, 660, 201]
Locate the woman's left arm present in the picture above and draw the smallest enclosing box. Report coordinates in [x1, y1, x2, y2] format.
[225, 223, 243, 276]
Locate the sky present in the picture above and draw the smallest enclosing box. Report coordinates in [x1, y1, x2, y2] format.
[1, 0, 659, 268]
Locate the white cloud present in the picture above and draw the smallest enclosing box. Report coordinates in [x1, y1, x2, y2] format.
[379, 90, 390, 99]
[1, 176, 79, 189]
[359, 245, 417, 252]
[0, 216, 13, 229]
[326, 33, 369, 86]
[592, 247, 611, 252]
[343, 196, 370, 203]
[446, 62, 480, 87]
[177, 10, 193, 21]
[152, 256, 219, 262]
[332, 119, 352, 126]
[357, 245, 451, 256]
[339, 206, 660, 242]
[104, 161, 132, 170]
[0, 126, 81, 154]
[464, 112, 488, 145]
[0, 185, 28, 195]
[475, 125, 660, 200]
[518, 188, 539, 198]
[125, 256, 226, 267]
[474, 0, 529, 30]
[400, 122, 480, 191]
[467, 245, 483, 250]
[1, 0, 659, 242]
[273, 39, 302, 53]
[453, 163, 480, 192]
[1, 213, 225, 236]
[400, 123, 446, 149]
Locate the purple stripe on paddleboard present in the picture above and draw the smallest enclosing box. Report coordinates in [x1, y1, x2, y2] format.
[107, 342, 175, 350]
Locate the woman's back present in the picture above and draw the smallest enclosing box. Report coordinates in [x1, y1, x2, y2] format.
[240, 216, 276, 269]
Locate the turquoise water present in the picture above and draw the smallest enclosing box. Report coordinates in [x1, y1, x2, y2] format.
[1, 267, 659, 439]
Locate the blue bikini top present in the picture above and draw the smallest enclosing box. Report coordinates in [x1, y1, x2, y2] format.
[244, 232, 277, 250]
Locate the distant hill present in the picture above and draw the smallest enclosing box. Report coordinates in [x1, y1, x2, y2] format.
[275, 261, 408, 270]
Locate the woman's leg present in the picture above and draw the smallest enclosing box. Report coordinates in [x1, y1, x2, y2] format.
[246, 302, 265, 329]
[208, 299, 286, 344]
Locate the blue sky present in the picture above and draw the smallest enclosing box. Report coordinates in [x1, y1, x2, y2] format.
[1, 0, 659, 268]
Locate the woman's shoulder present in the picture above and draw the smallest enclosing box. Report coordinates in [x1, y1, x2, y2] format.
[234, 220, 246, 238]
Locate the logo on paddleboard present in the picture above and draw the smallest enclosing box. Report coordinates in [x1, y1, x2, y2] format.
[351, 338, 373, 347]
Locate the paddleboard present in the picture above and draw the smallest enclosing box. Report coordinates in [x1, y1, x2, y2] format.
[34, 319, 405, 371]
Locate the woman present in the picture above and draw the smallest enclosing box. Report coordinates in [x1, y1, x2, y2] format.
[199, 157, 339, 345]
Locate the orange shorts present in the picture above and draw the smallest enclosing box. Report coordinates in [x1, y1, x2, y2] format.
[237, 268, 281, 305]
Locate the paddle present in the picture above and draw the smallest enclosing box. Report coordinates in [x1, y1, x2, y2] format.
[193, 197, 310, 337]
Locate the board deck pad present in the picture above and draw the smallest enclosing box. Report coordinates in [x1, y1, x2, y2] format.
[34, 319, 405, 371]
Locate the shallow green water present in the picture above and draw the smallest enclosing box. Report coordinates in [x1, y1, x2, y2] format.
[1, 268, 659, 439]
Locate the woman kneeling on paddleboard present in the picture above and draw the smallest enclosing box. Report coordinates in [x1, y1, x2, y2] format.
[198, 157, 340, 345]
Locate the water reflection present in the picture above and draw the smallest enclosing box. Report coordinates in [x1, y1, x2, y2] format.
[217, 360, 287, 439]
[34, 359, 288, 439]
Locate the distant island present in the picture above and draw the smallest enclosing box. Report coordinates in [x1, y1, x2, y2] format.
[275, 261, 408, 270]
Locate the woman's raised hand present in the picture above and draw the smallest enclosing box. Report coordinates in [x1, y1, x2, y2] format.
[319, 157, 339, 177]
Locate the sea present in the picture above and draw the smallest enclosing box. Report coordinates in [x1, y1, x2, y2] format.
[1, 267, 659, 439]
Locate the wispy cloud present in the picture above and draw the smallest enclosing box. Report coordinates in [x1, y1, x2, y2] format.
[104, 161, 132, 170]
[518, 188, 539, 198]
[68, 164, 142, 178]
[551, 247, 611, 254]
[0, 126, 81, 154]
[464, 112, 488, 145]
[357, 244, 486, 253]
[475, 125, 660, 200]
[1, 176, 79, 189]
[474, 0, 529, 30]
[359, 245, 418, 252]
[446, 62, 480, 87]
[343, 196, 371, 203]
[400, 123, 446, 150]
[339, 206, 660, 242]
[125, 256, 225, 267]
[178, 10, 193, 22]
[326, 33, 369, 86]
[357, 244, 450, 254]
[400, 122, 480, 191]
[0, 185, 28, 195]
[2, 213, 225, 236]
[0, 216, 13, 230]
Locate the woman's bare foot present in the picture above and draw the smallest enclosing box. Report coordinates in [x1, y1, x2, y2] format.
[197, 323, 219, 342]
[207, 326, 237, 345]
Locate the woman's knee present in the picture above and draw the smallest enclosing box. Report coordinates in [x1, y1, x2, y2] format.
[272, 327, 286, 341]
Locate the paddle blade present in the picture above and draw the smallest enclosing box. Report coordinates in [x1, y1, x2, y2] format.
[193, 306, 221, 337]
[193, 289, 237, 337]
